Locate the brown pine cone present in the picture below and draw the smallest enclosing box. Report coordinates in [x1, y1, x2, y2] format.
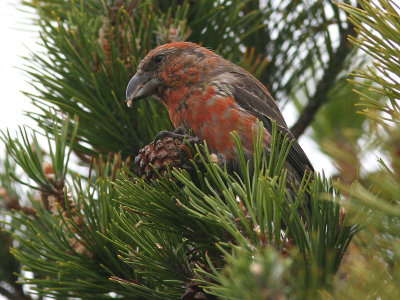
[134, 137, 194, 180]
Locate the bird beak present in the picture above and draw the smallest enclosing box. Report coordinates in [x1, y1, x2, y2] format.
[126, 73, 160, 107]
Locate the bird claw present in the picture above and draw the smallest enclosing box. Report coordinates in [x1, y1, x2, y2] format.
[172, 127, 185, 135]
[153, 127, 195, 145]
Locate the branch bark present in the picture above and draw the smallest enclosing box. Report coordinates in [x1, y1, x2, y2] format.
[0, 286, 32, 300]
[290, 20, 357, 139]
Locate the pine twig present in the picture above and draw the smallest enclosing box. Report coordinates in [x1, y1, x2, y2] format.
[0, 232, 32, 300]
[0, 286, 33, 300]
[0, 286, 20, 300]
[290, 16, 358, 139]
[0, 188, 36, 216]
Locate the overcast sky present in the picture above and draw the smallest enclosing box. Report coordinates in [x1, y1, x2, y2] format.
[0, 2, 335, 177]
[0, 2, 40, 134]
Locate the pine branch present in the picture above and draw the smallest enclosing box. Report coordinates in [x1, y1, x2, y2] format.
[0, 231, 32, 300]
[112, 122, 357, 298]
[0, 286, 32, 300]
[290, 9, 358, 138]
[340, 0, 400, 123]
[318, 1, 400, 298]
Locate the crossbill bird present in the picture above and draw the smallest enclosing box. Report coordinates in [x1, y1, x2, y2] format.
[126, 42, 313, 189]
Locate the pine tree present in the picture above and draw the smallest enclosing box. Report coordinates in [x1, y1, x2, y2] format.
[0, 0, 398, 299]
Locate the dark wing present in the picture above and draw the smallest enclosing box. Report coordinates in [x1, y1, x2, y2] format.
[229, 71, 314, 179]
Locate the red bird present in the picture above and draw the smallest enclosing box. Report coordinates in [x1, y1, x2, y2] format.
[126, 42, 313, 187]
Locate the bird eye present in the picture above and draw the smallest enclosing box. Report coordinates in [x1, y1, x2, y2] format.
[153, 55, 164, 64]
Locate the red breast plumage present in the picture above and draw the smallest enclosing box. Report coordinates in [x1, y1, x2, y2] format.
[126, 42, 313, 182]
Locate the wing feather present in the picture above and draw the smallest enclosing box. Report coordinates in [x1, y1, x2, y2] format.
[228, 71, 314, 179]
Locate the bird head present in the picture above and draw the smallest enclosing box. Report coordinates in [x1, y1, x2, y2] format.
[126, 42, 220, 107]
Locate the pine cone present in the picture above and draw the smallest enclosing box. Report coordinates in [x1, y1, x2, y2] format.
[134, 137, 193, 180]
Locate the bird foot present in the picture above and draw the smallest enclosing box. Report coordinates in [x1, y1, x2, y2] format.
[153, 128, 201, 145]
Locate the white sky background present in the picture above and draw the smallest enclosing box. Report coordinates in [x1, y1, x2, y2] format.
[0, 2, 39, 133]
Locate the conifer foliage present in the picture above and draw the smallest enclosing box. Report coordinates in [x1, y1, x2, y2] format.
[0, 0, 399, 299]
